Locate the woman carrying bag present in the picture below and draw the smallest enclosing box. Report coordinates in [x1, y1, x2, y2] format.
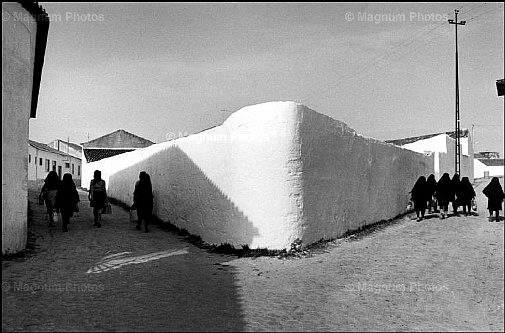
[88, 170, 108, 228]
[132, 171, 153, 233]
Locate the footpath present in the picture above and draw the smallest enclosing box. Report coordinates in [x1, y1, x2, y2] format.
[2, 178, 504, 331]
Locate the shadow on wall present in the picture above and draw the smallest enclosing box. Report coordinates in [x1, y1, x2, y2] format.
[5, 189, 250, 332]
[108, 145, 260, 248]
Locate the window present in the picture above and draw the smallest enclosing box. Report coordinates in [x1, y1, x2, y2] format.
[78, 165, 80, 176]
[39, 158, 43, 166]
[29, 154, 31, 163]
[46, 159, 50, 172]
[72, 164, 75, 174]
[52, 161, 57, 172]
[65, 162, 70, 168]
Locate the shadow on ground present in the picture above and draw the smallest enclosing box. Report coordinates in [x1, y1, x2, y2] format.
[2, 187, 248, 332]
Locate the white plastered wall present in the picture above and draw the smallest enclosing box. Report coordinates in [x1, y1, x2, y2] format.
[2, 3, 37, 254]
[86, 102, 433, 250]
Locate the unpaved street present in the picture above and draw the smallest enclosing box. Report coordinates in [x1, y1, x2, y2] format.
[2, 178, 504, 331]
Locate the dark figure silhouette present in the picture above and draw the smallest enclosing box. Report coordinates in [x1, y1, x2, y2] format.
[40, 171, 61, 226]
[435, 173, 452, 219]
[411, 176, 428, 221]
[450, 173, 462, 216]
[426, 174, 438, 213]
[55, 173, 80, 232]
[133, 171, 153, 233]
[483, 177, 504, 222]
[88, 170, 107, 227]
[458, 177, 476, 216]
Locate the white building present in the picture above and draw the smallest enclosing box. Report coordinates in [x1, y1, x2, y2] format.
[48, 139, 82, 159]
[28, 140, 82, 187]
[474, 158, 504, 179]
[386, 129, 474, 182]
[81, 129, 153, 190]
[2, 2, 49, 254]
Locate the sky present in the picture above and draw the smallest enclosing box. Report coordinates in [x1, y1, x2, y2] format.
[31, 2, 504, 156]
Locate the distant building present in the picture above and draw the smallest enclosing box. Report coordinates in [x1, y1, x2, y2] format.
[29, 140, 82, 187]
[2, 2, 49, 254]
[386, 129, 474, 182]
[473, 151, 504, 179]
[81, 129, 154, 189]
[474, 151, 500, 159]
[48, 139, 82, 159]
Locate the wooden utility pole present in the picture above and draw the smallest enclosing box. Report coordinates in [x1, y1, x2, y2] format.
[448, 10, 466, 176]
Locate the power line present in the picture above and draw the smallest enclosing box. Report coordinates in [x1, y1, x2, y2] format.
[459, 2, 488, 16]
[466, 6, 503, 22]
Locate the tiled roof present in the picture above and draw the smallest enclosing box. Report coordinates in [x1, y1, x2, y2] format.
[474, 152, 500, 159]
[83, 148, 135, 163]
[81, 129, 154, 149]
[478, 158, 504, 167]
[51, 139, 82, 151]
[29, 140, 67, 157]
[385, 129, 469, 146]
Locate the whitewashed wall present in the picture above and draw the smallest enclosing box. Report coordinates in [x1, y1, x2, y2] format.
[87, 102, 433, 250]
[298, 107, 433, 245]
[474, 159, 505, 179]
[2, 3, 37, 254]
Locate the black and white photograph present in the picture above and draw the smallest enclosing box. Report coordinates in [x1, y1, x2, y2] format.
[2, 2, 504, 332]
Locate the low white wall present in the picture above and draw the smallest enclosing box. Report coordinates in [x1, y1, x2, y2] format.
[87, 102, 433, 250]
[298, 107, 433, 245]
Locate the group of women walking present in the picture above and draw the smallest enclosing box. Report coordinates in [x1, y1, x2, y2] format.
[39, 171, 79, 232]
[39, 169, 153, 233]
[411, 173, 504, 222]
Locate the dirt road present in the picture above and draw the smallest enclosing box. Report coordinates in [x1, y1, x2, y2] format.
[2, 178, 503, 331]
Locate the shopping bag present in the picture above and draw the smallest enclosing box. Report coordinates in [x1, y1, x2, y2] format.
[102, 203, 112, 214]
[471, 198, 478, 211]
[406, 200, 413, 211]
[129, 209, 138, 223]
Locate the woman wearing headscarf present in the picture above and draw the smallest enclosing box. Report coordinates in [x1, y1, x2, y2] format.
[39, 171, 61, 226]
[133, 171, 153, 233]
[55, 173, 80, 232]
[450, 173, 462, 216]
[410, 176, 428, 221]
[483, 177, 504, 222]
[435, 173, 452, 219]
[459, 177, 476, 217]
[426, 174, 437, 214]
[88, 170, 107, 227]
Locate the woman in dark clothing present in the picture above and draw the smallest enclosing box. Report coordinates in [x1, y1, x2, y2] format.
[426, 174, 437, 213]
[451, 173, 462, 216]
[435, 173, 452, 219]
[55, 173, 79, 232]
[483, 177, 504, 222]
[88, 170, 107, 227]
[133, 171, 153, 233]
[411, 176, 428, 221]
[459, 177, 476, 216]
[39, 171, 61, 226]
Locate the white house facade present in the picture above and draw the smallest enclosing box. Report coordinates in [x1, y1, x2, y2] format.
[29, 140, 82, 187]
[386, 129, 474, 182]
